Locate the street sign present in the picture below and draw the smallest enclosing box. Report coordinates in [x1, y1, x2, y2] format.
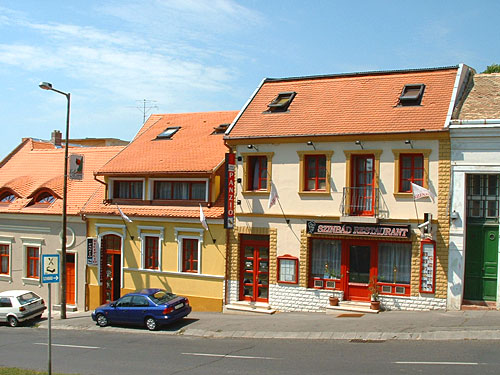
[42, 254, 60, 283]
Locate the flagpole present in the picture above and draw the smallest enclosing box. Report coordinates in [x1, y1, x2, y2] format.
[115, 204, 134, 240]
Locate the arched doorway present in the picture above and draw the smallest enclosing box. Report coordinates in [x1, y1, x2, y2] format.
[101, 234, 122, 304]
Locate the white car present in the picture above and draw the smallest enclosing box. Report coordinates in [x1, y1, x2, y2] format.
[0, 290, 46, 327]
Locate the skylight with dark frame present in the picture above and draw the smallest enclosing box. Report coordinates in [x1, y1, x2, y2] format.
[399, 84, 425, 106]
[212, 123, 230, 135]
[156, 126, 180, 139]
[267, 91, 296, 113]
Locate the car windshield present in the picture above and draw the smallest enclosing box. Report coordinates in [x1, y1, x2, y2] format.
[17, 292, 39, 305]
[149, 290, 177, 304]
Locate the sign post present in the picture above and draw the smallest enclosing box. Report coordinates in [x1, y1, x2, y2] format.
[42, 254, 60, 375]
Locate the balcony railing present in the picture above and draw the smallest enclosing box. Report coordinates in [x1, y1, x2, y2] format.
[341, 187, 380, 217]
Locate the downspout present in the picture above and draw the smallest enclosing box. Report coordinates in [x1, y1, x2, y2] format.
[93, 174, 108, 200]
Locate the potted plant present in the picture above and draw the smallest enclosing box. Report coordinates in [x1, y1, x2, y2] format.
[368, 276, 381, 310]
[328, 295, 339, 306]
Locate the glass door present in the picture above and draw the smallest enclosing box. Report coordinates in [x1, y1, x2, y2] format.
[346, 243, 373, 301]
[351, 155, 375, 215]
[240, 235, 269, 302]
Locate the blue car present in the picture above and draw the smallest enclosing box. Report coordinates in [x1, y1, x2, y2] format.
[91, 288, 191, 331]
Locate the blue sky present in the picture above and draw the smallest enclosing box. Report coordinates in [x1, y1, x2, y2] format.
[0, 0, 498, 159]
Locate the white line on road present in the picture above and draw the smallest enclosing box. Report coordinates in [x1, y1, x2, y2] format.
[34, 343, 101, 349]
[182, 352, 279, 360]
[394, 361, 478, 366]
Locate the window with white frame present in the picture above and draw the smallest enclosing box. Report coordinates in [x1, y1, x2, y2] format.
[144, 236, 159, 270]
[175, 228, 204, 274]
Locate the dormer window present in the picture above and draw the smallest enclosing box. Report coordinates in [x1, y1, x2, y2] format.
[399, 84, 425, 106]
[33, 191, 56, 205]
[267, 92, 296, 113]
[156, 127, 180, 139]
[0, 191, 16, 203]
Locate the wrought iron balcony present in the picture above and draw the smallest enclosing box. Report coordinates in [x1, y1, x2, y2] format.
[341, 187, 380, 218]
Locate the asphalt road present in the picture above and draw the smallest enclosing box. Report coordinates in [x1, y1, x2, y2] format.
[2, 326, 500, 375]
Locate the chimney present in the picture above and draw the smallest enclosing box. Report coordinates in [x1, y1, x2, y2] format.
[51, 130, 62, 147]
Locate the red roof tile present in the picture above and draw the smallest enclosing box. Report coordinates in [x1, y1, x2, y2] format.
[98, 111, 238, 175]
[226, 67, 459, 139]
[0, 141, 124, 216]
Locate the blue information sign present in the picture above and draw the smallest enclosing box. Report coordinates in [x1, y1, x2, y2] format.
[42, 254, 60, 283]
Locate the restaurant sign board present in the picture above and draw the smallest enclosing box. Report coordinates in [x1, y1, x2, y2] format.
[306, 221, 411, 239]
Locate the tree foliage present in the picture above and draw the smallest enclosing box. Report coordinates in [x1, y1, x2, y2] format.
[482, 64, 500, 73]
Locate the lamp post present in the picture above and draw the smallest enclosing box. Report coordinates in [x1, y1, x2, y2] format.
[39, 81, 70, 320]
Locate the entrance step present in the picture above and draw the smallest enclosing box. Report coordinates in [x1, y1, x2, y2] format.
[52, 304, 78, 312]
[326, 300, 379, 314]
[461, 299, 497, 310]
[224, 301, 277, 315]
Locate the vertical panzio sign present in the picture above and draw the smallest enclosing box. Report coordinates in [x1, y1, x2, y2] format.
[224, 153, 235, 229]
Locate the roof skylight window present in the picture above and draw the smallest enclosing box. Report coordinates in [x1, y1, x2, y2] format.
[156, 126, 180, 139]
[212, 123, 230, 135]
[267, 92, 296, 113]
[399, 84, 425, 106]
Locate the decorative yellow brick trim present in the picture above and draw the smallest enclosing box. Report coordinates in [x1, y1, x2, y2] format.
[299, 230, 309, 287]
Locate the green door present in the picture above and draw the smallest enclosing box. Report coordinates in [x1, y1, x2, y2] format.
[464, 225, 498, 301]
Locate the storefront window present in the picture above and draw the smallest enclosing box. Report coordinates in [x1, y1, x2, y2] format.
[378, 242, 411, 284]
[310, 239, 341, 288]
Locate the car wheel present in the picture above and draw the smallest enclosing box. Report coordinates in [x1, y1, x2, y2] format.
[96, 313, 108, 327]
[145, 317, 157, 331]
[8, 316, 19, 327]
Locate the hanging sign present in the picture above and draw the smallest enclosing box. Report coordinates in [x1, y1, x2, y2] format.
[224, 153, 236, 229]
[306, 221, 411, 239]
[69, 154, 84, 180]
[419, 239, 436, 293]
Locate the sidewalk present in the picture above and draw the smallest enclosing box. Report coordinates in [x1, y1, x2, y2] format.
[36, 308, 500, 341]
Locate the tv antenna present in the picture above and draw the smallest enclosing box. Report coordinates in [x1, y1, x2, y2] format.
[135, 99, 158, 123]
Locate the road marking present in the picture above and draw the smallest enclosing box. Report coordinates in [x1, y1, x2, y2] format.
[34, 343, 101, 349]
[182, 352, 279, 360]
[394, 361, 478, 366]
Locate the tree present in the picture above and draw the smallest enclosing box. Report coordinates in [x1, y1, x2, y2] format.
[482, 64, 500, 74]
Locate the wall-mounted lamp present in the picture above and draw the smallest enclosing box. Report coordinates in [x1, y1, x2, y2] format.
[450, 210, 459, 221]
[237, 156, 242, 162]
[237, 200, 242, 205]
[405, 139, 413, 148]
[355, 140, 363, 149]
[237, 178, 242, 184]
[306, 140, 316, 150]
[247, 144, 259, 151]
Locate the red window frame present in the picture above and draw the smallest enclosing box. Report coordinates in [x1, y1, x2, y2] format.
[305, 154, 326, 191]
[182, 239, 198, 273]
[0, 244, 8, 274]
[153, 181, 206, 200]
[144, 236, 159, 270]
[277, 255, 298, 284]
[400, 153, 424, 192]
[113, 180, 143, 199]
[27, 246, 39, 278]
[248, 156, 267, 191]
[351, 154, 375, 216]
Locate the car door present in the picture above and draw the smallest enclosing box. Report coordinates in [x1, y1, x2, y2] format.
[130, 296, 151, 324]
[0, 297, 13, 321]
[109, 295, 133, 324]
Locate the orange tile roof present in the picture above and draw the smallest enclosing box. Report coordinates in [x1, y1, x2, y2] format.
[98, 111, 238, 175]
[0, 140, 124, 216]
[226, 67, 459, 139]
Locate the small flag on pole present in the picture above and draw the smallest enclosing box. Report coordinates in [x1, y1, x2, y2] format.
[117, 205, 132, 223]
[200, 204, 208, 230]
[411, 183, 435, 200]
[268, 181, 279, 209]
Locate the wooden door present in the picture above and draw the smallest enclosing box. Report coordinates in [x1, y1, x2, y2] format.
[101, 234, 122, 304]
[344, 242, 375, 301]
[240, 236, 269, 302]
[65, 253, 76, 305]
[351, 155, 375, 215]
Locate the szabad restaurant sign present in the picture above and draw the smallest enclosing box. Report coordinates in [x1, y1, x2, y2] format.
[306, 221, 411, 239]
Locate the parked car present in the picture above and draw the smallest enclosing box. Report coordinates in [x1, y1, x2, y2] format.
[0, 290, 46, 327]
[91, 288, 192, 331]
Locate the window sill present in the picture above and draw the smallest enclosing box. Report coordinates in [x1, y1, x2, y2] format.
[22, 277, 41, 287]
[0, 274, 12, 283]
[298, 191, 331, 197]
[393, 192, 414, 199]
[241, 191, 270, 196]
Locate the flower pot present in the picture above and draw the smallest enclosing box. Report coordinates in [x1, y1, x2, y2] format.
[370, 301, 381, 310]
[329, 296, 339, 306]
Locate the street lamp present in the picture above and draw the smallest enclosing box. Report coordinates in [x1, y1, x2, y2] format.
[39, 81, 70, 320]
